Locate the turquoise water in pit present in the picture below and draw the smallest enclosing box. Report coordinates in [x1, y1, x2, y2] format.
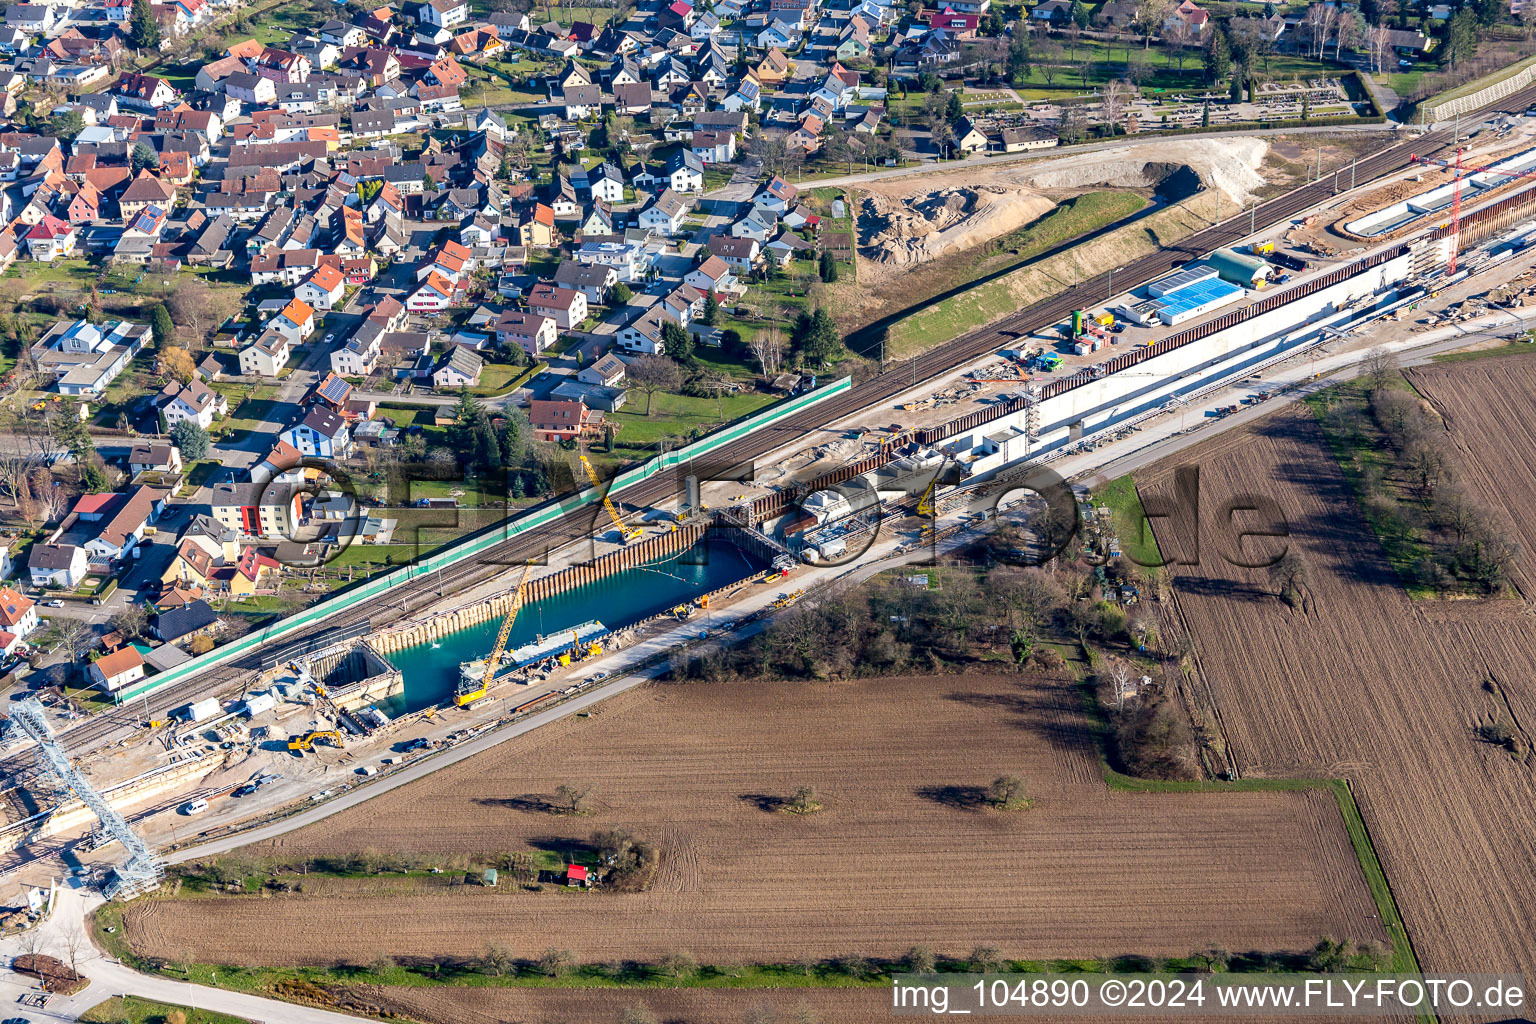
[378, 538, 764, 714]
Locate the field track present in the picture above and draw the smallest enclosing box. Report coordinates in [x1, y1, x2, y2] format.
[121, 675, 1379, 966]
[1145, 405, 1536, 994]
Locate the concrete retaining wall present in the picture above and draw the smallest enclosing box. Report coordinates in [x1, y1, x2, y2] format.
[1420, 61, 1536, 124]
[369, 525, 710, 654]
[112, 379, 853, 705]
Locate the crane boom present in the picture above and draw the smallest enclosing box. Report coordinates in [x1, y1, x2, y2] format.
[579, 454, 640, 543]
[456, 561, 535, 706]
[1409, 149, 1536, 274]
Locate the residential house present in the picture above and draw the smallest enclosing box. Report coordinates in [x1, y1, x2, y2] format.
[431, 346, 483, 388]
[89, 646, 145, 692]
[0, 586, 37, 639]
[78, 485, 162, 564]
[684, 253, 736, 295]
[578, 352, 626, 387]
[753, 174, 797, 214]
[494, 309, 557, 355]
[151, 599, 219, 640]
[529, 398, 604, 441]
[268, 297, 316, 343]
[281, 405, 351, 458]
[238, 330, 291, 376]
[553, 260, 616, 305]
[408, 270, 457, 312]
[24, 215, 75, 261]
[113, 72, 178, 110]
[129, 442, 182, 477]
[528, 282, 588, 329]
[211, 480, 303, 538]
[637, 188, 690, 236]
[28, 543, 87, 588]
[707, 233, 759, 271]
[296, 263, 346, 310]
[157, 377, 227, 429]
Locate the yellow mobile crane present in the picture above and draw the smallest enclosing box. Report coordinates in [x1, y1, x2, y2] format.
[455, 561, 535, 707]
[579, 454, 641, 543]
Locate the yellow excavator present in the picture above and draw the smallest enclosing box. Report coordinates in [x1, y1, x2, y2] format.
[579, 454, 641, 543]
[455, 561, 535, 707]
[288, 729, 342, 752]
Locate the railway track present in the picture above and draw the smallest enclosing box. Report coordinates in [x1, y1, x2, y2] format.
[7, 90, 1533, 774]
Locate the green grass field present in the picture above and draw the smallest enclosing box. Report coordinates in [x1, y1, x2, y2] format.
[611, 390, 777, 452]
[1093, 474, 1163, 568]
[82, 995, 253, 1024]
[884, 190, 1153, 357]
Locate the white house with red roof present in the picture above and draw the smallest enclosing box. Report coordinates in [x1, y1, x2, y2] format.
[408, 270, 457, 312]
[1165, 0, 1209, 32]
[0, 586, 38, 640]
[268, 297, 316, 342]
[25, 215, 76, 261]
[684, 254, 738, 296]
[527, 282, 587, 330]
[112, 72, 179, 110]
[296, 263, 346, 310]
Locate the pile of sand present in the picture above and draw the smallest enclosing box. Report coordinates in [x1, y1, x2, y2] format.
[1023, 137, 1270, 204]
[852, 137, 1272, 289]
[857, 185, 1055, 269]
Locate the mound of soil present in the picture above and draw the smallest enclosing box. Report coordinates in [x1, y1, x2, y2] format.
[14, 952, 87, 994]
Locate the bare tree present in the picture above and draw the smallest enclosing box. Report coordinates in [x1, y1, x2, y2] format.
[553, 783, 592, 814]
[538, 948, 576, 977]
[16, 927, 48, 959]
[60, 923, 87, 978]
[626, 355, 684, 416]
[748, 327, 784, 377]
[986, 774, 1030, 809]
[0, 449, 34, 508]
[478, 942, 516, 976]
[1267, 550, 1308, 604]
[1334, 9, 1361, 59]
[1101, 78, 1134, 131]
[1308, 2, 1333, 57]
[1368, 23, 1394, 73]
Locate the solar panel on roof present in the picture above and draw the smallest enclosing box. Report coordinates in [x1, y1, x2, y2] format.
[1158, 278, 1242, 317]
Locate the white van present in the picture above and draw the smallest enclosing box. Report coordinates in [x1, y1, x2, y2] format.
[180, 799, 209, 815]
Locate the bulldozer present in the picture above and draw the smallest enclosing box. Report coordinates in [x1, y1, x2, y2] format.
[287, 729, 342, 753]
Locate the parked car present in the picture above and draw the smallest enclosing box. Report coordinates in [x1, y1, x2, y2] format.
[180, 799, 209, 815]
[44, 600, 64, 608]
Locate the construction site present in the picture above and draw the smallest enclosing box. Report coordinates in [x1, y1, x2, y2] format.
[5, 100, 1536, 1004]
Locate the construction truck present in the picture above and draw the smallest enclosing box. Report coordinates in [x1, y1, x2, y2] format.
[287, 730, 342, 752]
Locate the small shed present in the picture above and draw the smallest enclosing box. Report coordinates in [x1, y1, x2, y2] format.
[481, 868, 498, 887]
[566, 864, 589, 887]
[1204, 248, 1272, 288]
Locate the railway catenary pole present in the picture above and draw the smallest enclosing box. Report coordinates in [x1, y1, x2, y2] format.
[7, 83, 1534, 777]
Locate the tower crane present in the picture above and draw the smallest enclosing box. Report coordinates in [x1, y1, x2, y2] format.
[455, 561, 535, 707]
[1410, 150, 1536, 275]
[579, 453, 641, 543]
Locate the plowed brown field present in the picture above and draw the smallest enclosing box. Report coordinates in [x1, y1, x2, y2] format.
[348, 984, 1272, 1024]
[1405, 351, 1536, 595]
[122, 675, 1380, 966]
[1143, 404, 1536, 987]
